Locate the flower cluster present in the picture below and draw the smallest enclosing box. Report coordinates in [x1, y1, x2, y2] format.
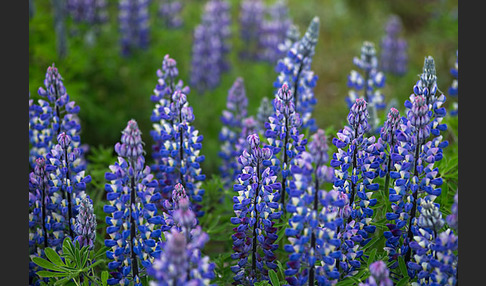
[359, 261, 393, 286]
[380, 15, 408, 76]
[264, 83, 307, 209]
[448, 50, 458, 116]
[159, 0, 183, 28]
[148, 184, 215, 285]
[103, 119, 162, 286]
[230, 134, 282, 285]
[277, 24, 300, 61]
[74, 196, 97, 250]
[119, 0, 150, 56]
[256, 96, 274, 135]
[330, 98, 379, 277]
[284, 151, 345, 285]
[274, 16, 320, 132]
[190, 0, 231, 94]
[149, 55, 206, 217]
[219, 77, 249, 187]
[259, 0, 292, 64]
[238, 0, 265, 60]
[67, 0, 108, 26]
[346, 41, 386, 133]
[30, 64, 86, 171]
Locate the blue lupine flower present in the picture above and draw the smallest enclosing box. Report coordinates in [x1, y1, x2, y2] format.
[264, 83, 307, 209]
[31, 64, 86, 171]
[277, 24, 300, 64]
[259, 0, 291, 64]
[239, 0, 265, 60]
[274, 16, 320, 132]
[359, 260, 393, 286]
[219, 77, 249, 188]
[346, 41, 386, 134]
[67, 0, 107, 25]
[407, 201, 458, 285]
[74, 196, 97, 250]
[159, 0, 183, 28]
[331, 98, 379, 277]
[380, 15, 408, 76]
[383, 57, 449, 274]
[104, 119, 161, 286]
[448, 50, 458, 116]
[119, 0, 150, 56]
[231, 134, 282, 285]
[149, 55, 206, 216]
[284, 151, 345, 285]
[190, 0, 231, 94]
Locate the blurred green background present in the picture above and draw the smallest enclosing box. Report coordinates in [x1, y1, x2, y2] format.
[29, 0, 458, 178]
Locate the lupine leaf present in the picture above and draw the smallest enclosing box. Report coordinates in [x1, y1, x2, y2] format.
[36, 270, 69, 278]
[268, 269, 280, 286]
[32, 257, 65, 272]
[398, 256, 408, 278]
[367, 248, 377, 265]
[44, 247, 66, 267]
[396, 276, 410, 286]
[101, 271, 109, 286]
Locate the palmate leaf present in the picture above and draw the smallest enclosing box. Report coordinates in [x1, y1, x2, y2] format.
[44, 247, 66, 267]
[32, 256, 66, 272]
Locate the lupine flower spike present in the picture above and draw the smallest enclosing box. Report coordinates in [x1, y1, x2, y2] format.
[149, 55, 206, 216]
[74, 196, 97, 250]
[380, 15, 408, 76]
[219, 77, 249, 188]
[264, 83, 307, 210]
[274, 16, 320, 132]
[346, 41, 386, 134]
[359, 261, 393, 286]
[159, 0, 183, 28]
[119, 0, 150, 56]
[230, 134, 282, 285]
[259, 0, 291, 64]
[104, 119, 161, 286]
[239, 0, 265, 61]
[331, 98, 379, 277]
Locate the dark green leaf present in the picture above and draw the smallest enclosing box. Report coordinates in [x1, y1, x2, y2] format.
[32, 257, 65, 272]
[44, 247, 66, 267]
[396, 276, 410, 286]
[367, 248, 377, 265]
[36, 271, 68, 278]
[268, 269, 280, 286]
[398, 256, 408, 278]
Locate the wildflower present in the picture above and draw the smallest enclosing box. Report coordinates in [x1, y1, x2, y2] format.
[346, 41, 386, 133]
[239, 0, 265, 60]
[256, 96, 274, 135]
[446, 191, 458, 232]
[380, 15, 408, 76]
[119, 0, 150, 56]
[67, 0, 107, 25]
[274, 16, 320, 132]
[359, 260, 393, 286]
[104, 119, 161, 286]
[230, 134, 282, 285]
[74, 196, 97, 250]
[448, 50, 458, 116]
[259, 0, 291, 64]
[159, 0, 183, 28]
[277, 24, 300, 60]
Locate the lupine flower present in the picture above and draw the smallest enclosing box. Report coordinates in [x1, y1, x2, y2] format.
[259, 0, 291, 64]
[330, 98, 379, 277]
[284, 151, 345, 285]
[219, 77, 249, 188]
[448, 50, 458, 116]
[31, 64, 86, 171]
[446, 191, 458, 232]
[119, 0, 150, 56]
[264, 83, 307, 209]
[274, 16, 320, 132]
[380, 15, 408, 76]
[190, 0, 231, 94]
[149, 55, 206, 216]
[359, 260, 393, 286]
[159, 0, 183, 28]
[230, 134, 282, 285]
[239, 0, 265, 60]
[104, 119, 161, 286]
[308, 128, 334, 184]
[67, 0, 108, 25]
[383, 57, 449, 274]
[256, 97, 274, 136]
[407, 201, 458, 285]
[346, 41, 386, 134]
[277, 24, 300, 60]
[74, 196, 97, 250]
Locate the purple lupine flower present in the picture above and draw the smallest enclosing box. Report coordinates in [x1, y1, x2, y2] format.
[448, 50, 458, 116]
[330, 98, 379, 277]
[238, 0, 265, 60]
[308, 128, 334, 184]
[159, 0, 183, 28]
[148, 184, 215, 285]
[264, 83, 307, 210]
[380, 15, 408, 76]
[274, 16, 320, 132]
[384, 58, 449, 275]
[259, 0, 291, 64]
[74, 196, 97, 250]
[149, 55, 206, 217]
[346, 41, 386, 134]
[230, 134, 282, 285]
[32, 64, 86, 171]
[67, 0, 108, 25]
[190, 0, 231, 94]
[359, 260, 393, 286]
[104, 119, 161, 286]
[407, 201, 458, 285]
[284, 151, 345, 285]
[219, 77, 249, 188]
[119, 0, 150, 56]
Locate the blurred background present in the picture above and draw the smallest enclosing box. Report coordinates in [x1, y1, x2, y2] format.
[29, 0, 458, 178]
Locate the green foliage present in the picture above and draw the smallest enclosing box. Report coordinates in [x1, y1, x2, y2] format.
[32, 237, 109, 286]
